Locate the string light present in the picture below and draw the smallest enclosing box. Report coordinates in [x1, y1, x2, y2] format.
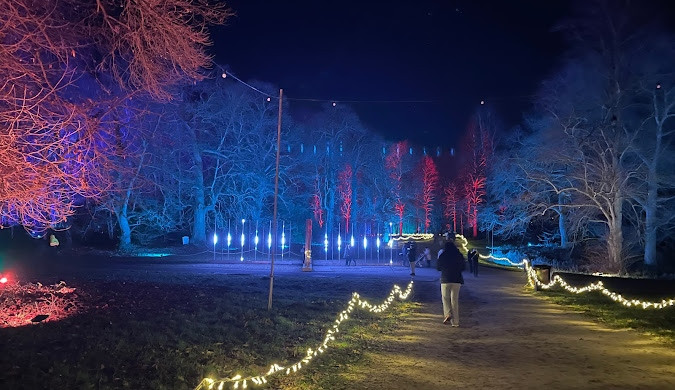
[454, 234, 525, 267]
[390, 233, 434, 242]
[524, 260, 675, 310]
[195, 281, 414, 390]
[454, 234, 673, 309]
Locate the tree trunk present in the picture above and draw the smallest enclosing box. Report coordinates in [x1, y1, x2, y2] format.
[326, 186, 336, 237]
[118, 213, 132, 250]
[193, 203, 207, 244]
[644, 169, 658, 266]
[117, 193, 132, 250]
[607, 195, 624, 271]
[472, 207, 478, 238]
[557, 194, 567, 247]
[558, 211, 567, 247]
[192, 148, 207, 244]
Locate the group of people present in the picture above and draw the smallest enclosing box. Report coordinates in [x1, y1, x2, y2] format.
[342, 234, 479, 328]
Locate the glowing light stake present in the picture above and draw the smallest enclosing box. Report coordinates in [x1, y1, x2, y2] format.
[376, 236, 381, 263]
[337, 234, 342, 253]
[350, 234, 354, 248]
[267, 231, 272, 251]
[363, 236, 367, 250]
[213, 233, 218, 261]
[388, 239, 393, 265]
[254, 227, 259, 262]
[195, 281, 414, 390]
[241, 219, 246, 262]
[281, 223, 286, 261]
[324, 232, 328, 252]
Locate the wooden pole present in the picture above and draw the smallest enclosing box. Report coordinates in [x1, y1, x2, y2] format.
[268, 89, 283, 310]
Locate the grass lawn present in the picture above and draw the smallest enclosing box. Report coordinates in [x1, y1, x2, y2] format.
[533, 287, 675, 344]
[0, 274, 418, 389]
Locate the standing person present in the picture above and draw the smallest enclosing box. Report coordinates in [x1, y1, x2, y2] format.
[468, 248, 479, 277]
[406, 241, 416, 276]
[436, 241, 465, 327]
[423, 246, 432, 268]
[344, 244, 354, 266]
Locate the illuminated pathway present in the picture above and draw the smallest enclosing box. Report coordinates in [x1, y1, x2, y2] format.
[7, 253, 674, 389]
[345, 266, 675, 389]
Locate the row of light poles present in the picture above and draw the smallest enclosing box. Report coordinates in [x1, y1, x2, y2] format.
[212, 220, 401, 263]
[211, 219, 293, 261]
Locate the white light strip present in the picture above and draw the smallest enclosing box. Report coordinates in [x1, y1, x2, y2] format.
[454, 234, 525, 267]
[524, 260, 674, 310]
[390, 233, 434, 241]
[195, 281, 414, 389]
[455, 234, 673, 309]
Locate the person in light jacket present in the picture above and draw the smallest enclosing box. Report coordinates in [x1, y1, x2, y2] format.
[436, 241, 465, 327]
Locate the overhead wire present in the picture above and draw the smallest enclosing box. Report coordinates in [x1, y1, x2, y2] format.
[217, 69, 534, 106]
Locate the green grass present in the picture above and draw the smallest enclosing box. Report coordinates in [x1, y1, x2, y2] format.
[1, 275, 415, 390]
[533, 287, 675, 344]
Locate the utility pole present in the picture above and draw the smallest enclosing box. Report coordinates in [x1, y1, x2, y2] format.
[268, 89, 283, 310]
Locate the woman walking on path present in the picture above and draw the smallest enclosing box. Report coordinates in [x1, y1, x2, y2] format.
[436, 241, 465, 327]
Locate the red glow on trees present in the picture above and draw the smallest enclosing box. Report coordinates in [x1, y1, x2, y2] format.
[420, 155, 438, 233]
[0, 0, 231, 231]
[443, 185, 459, 232]
[465, 175, 486, 237]
[385, 141, 407, 235]
[338, 164, 353, 233]
[460, 114, 494, 237]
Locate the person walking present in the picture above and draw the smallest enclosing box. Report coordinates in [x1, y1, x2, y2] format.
[406, 241, 416, 276]
[436, 241, 465, 327]
[344, 244, 354, 266]
[468, 248, 479, 277]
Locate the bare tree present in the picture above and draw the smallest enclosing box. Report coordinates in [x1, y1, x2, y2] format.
[0, 0, 231, 232]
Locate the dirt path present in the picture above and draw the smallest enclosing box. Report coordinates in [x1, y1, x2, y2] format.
[345, 266, 675, 389]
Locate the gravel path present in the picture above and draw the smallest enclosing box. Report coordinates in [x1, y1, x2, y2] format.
[346, 266, 675, 389]
[7, 251, 674, 389]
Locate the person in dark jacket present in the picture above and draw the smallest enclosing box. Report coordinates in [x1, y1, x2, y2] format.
[344, 244, 354, 266]
[436, 241, 465, 327]
[406, 241, 417, 276]
[468, 248, 479, 277]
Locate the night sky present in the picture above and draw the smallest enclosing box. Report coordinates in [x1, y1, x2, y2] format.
[208, 0, 664, 148]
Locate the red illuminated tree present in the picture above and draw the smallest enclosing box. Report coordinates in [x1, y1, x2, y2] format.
[385, 141, 408, 235]
[338, 164, 353, 233]
[460, 113, 494, 237]
[0, 0, 231, 232]
[419, 155, 438, 233]
[443, 185, 459, 232]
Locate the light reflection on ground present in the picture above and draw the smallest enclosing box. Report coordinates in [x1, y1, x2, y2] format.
[0, 281, 80, 328]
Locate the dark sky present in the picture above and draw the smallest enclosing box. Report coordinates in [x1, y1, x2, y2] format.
[209, 0, 572, 148]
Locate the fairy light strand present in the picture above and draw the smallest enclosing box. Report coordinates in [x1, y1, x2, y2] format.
[524, 260, 674, 310]
[454, 234, 525, 267]
[455, 234, 673, 309]
[195, 281, 414, 390]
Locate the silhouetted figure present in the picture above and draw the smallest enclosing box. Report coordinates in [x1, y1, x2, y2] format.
[344, 244, 355, 266]
[406, 241, 417, 275]
[468, 248, 479, 277]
